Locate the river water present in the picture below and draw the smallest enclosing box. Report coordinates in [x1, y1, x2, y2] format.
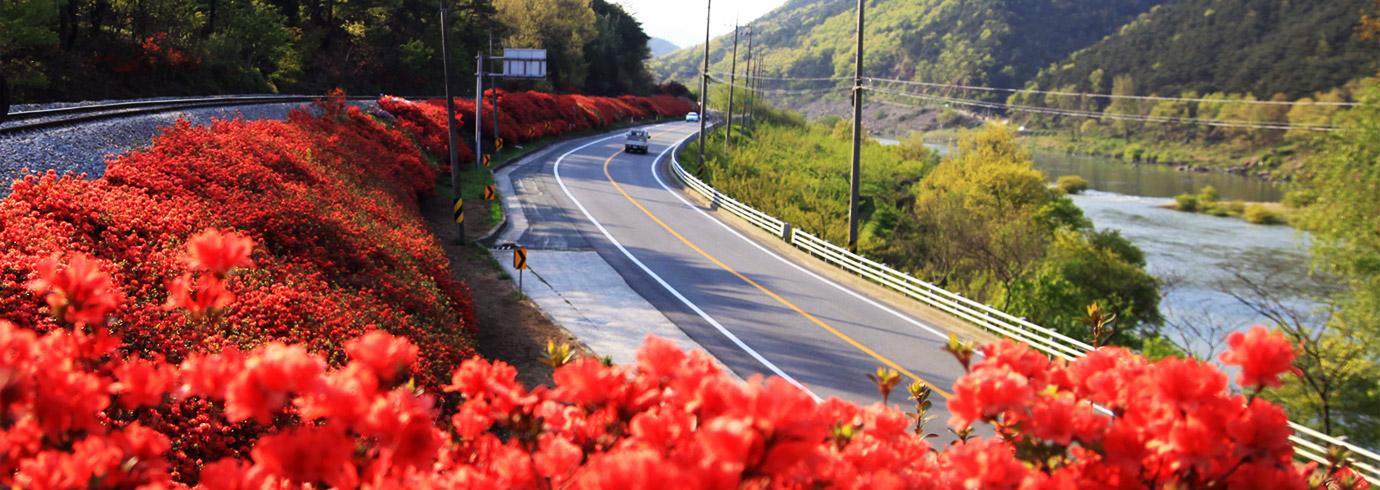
[899, 140, 1323, 356]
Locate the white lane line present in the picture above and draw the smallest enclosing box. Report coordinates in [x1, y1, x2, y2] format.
[553, 131, 822, 402]
[653, 133, 952, 343]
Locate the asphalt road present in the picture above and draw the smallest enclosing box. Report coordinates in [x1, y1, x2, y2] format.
[513, 120, 977, 435]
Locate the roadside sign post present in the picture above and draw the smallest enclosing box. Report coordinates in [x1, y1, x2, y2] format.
[438, 1, 463, 242]
[477, 48, 546, 172]
[514, 248, 528, 294]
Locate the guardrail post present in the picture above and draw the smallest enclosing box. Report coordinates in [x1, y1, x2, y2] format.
[782, 223, 792, 243]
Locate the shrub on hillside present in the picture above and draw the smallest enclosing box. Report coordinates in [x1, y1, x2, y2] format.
[1123, 143, 1146, 162]
[0, 93, 479, 480]
[1199, 184, 1221, 204]
[1206, 204, 1233, 217]
[1175, 192, 1200, 211]
[1283, 189, 1320, 208]
[379, 91, 694, 163]
[1246, 204, 1286, 225]
[1057, 174, 1090, 194]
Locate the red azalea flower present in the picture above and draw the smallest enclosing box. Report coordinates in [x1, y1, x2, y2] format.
[183, 228, 255, 276]
[1219, 326, 1300, 389]
[947, 365, 1034, 428]
[345, 330, 418, 385]
[25, 253, 124, 325]
[162, 273, 235, 314]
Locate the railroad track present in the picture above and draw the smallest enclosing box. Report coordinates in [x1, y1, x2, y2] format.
[0, 94, 379, 135]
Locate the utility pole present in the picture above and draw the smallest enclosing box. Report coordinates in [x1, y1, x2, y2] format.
[847, 0, 864, 253]
[475, 53, 484, 172]
[439, 1, 464, 241]
[490, 31, 501, 162]
[743, 26, 753, 128]
[727, 20, 738, 147]
[697, 0, 711, 170]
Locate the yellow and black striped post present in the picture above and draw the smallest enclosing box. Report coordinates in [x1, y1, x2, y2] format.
[514, 248, 528, 294]
[453, 198, 465, 241]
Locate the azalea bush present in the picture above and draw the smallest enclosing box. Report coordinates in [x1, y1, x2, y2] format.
[0, 92, 478, 480]
[3, 244, 1370, 488]
[378, 90, 694, 164]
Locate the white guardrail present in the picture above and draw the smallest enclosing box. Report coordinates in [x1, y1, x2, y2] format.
[667, 130, 1378, 482]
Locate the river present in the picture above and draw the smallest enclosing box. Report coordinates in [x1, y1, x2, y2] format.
[894, 139, 1324, 356]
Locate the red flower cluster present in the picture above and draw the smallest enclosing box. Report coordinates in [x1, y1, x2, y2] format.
[942, 336, 1366, 489]
[0, 95, 476, 480]
[2, 312, 1367, 489]
[163, 229, 255, 317]
[377, 91, 694, 164]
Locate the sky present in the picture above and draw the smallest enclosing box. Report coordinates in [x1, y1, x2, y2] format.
[613, 0, 787, 49]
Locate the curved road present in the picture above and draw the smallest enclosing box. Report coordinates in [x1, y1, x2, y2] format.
[508, 121, 980, 431]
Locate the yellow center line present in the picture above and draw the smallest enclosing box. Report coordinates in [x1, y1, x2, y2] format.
[598, 134, 952, 399]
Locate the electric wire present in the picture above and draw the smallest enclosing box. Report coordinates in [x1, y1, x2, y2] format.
[708, 68, 851, 82]
[864, 84, 1338, 132]
[709, 69, 1357, 106]
[707, 74, 852, 96]
[861, 75, 1357, 106]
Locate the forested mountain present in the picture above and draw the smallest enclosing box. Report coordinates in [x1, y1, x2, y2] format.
[651, 0, 1163, 90]
[1029, 0, 1380, 100]
[649, 38, 679, 57]
[0, 0, 657, 103]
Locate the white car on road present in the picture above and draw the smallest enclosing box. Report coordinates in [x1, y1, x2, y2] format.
[685, 112, 699, 122]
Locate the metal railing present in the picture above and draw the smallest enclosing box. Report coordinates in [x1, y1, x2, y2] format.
[667, 130, 1378, 483]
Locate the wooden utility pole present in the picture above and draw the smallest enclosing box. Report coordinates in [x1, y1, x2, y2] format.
[847, 0, 864, 253]
[743, 26, 753, 127]
[475, 53, 484, 172]
[698, 0, 711, 170]
[490, 31, 501, 162]
[439, 1, 464, 241]
[727, 21, 739, 147]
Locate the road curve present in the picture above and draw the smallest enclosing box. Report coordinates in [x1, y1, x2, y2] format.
[521, 120, 978, 432]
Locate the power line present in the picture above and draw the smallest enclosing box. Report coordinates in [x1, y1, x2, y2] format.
[863, 77, 1358, 107]
[707, 69, 1358, 107]
[864, 84, 1339, 132]
[712, 67, 850, 81]
[708, 74, 852, 96]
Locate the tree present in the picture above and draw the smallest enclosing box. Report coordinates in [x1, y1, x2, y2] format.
[913, 125, 1054, 307]
[0, 0, 58, 95]
[1306, 80, 1380, 329]
[581, 0, 652, 95]
[1007, 230, 1162, 347]
[1105, 74, 1139, 140]
[1295, 80, 1380, 447]
[495, 0, 597, 90]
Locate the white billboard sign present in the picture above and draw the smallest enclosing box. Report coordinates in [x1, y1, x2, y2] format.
[502, 49, 547, 78]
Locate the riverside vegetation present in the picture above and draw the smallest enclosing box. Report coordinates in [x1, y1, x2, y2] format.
[1168, 185, 1293, 225]
[683, 109, 1166, 352]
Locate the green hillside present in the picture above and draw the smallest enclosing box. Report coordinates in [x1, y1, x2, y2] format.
[651, 0, 1163, 90]
[1029, 0, 1380, 99]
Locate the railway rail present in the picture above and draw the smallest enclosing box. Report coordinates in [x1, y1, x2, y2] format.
[0, 94, 378, 135]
